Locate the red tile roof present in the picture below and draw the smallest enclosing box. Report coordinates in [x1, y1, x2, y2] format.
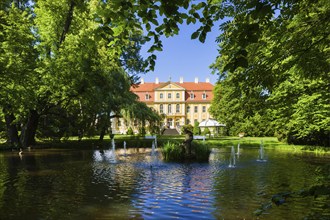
[130, 82, 213, 92]
[131, 83, 166, 92]
[130, 81, 214, 103]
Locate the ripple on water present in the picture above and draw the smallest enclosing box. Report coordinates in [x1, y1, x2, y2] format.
[0, 148, 329, 220]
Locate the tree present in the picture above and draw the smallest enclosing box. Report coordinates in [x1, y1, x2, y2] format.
[193, 121, 200, 135]
[1, 0, 204, 147]
[202, 127, 210, 137]
[203, 0, 329, 145]
[0, 4, 38, 147]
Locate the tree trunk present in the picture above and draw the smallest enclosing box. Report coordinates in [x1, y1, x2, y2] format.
[59, 0, 75, 45]
[4, 111, 19, 147]
[99, 112, 110, 141]
[20, 110, 39, 148]
[99, 126, 106, 141]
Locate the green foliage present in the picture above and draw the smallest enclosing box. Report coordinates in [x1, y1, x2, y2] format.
[193, 121, 200, 135]
[269, 77, 330, 146]
[210, 82, 274, 137]
[148, 125, 160, 135]
[127, 127, 134, 136]
[139, 126, 146, 136]
[181, 124, 193, 133]
[207, 0, 329, 145]
[161, 141, 184, 161]
[193, 142, 211, 162]
[161, 140, 211, 162]
[121, 101, 161, 133]
[0, 4, 38, 114]
[202, 127, 210, 136]
[1, 0, 328, 147]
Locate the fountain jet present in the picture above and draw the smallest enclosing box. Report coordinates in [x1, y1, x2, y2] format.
[228, 146, 236, 168]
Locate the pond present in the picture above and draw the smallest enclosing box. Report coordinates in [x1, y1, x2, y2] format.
[0, 145, 329, 220]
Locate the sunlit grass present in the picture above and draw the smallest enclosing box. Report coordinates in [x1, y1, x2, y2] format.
[1, 135, 328, 153]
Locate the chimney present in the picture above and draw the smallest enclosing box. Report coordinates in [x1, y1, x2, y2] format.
[141, 78, 144, 84]
[206, 77, 210, 83]
[179, 77, 183, 83]
[155, 77, 159, 84]
[195, 77, 199, 84]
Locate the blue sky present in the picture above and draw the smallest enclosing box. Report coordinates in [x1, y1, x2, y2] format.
[140, 22, 221, 85]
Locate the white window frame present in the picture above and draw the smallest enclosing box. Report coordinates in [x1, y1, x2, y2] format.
[168, 104, 172, 113]
[190, 92, 194, 99]
[176, 104, 180, 113]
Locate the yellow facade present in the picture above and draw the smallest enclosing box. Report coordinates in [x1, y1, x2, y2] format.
[112, 78, 214, 134]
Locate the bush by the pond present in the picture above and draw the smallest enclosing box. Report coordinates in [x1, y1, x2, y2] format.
[161, 141, 184, 161]
[161, 141, 211, 162]
[193, 142, 211, 162]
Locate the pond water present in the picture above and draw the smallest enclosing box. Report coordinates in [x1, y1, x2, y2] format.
[0, 146, 329, 220]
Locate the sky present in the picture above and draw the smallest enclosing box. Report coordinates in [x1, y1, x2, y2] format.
[140, 22, 221, 85]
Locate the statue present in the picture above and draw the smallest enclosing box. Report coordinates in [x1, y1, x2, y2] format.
[182, 128, 194, 158]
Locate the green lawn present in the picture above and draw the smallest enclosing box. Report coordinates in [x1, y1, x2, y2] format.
[1, 135, 328, 153]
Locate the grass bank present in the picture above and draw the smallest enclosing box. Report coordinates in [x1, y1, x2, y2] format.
[1, 135, 328, 153]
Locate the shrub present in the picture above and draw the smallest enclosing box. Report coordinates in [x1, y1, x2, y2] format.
[181, 124, 193, 133]
[161, 140, 211, 162]
[193, 121, 200, 135]
[139, 127, 146, 136]
[193, 142, 211, 162]
[127, 127, 134, 135]
[202, 127, 211, 137]
[161, 141, 184, 161]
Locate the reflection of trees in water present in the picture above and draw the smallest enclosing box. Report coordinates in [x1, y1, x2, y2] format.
[0, 151, 94, 219]
[0, 149, 329, 219]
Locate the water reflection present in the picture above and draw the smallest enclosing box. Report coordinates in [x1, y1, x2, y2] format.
[0, 147, 329, 220]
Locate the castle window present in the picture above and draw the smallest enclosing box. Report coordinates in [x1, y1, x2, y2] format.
[202, 106, 206, 112]
[176, 93, 180, 99]
[168, 104, 172, 113]
[168, 93, 172, 99]
[176, 104, 180, 113]
[194, 106, 198, 113]
[145, 94, 150, 100]
[187, 106, 190, 113]
[160, 104, 163, 113]
[160, 93, 163, 99]
[190, 92, 194, 99]
[202, 93, 206, 99]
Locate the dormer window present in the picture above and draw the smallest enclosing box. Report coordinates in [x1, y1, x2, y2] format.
[145, 93, 150, 100]
[190, 92, 194, 99]
[202, 92, 206, 100]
